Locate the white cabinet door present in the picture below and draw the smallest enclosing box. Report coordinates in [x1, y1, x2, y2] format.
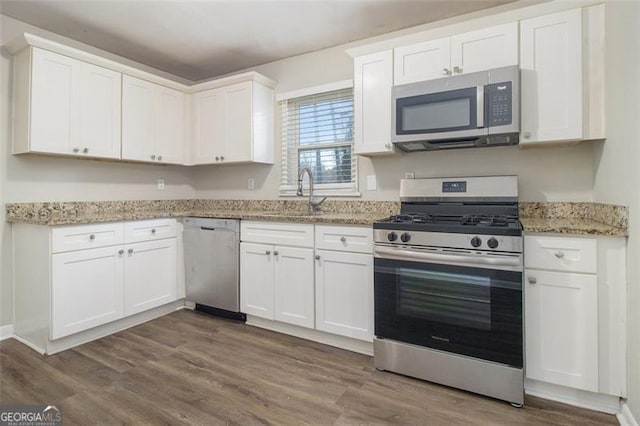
[77, 61, 121, 159]
[315, 250, 373, 341]
[122, 75, 156, 162]
[222, 82, 253, 163]
[156, 85, 185, 164]
[353, 50, 394, 156]
[30, 48, 77, 155]
[51, 246, 125, 339]
[274, 246, 314, 328]
[450, 22, 518, 75]
[193, 88, 226, 164]
[124, 239, 177, 316]
[394, 37, 451, 85]
[240, 242, 274, 319]
[525, 269, 598, 392]
[520, 9, 582, 143]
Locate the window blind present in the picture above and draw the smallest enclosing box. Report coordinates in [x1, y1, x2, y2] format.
[279, 87, 356, 195]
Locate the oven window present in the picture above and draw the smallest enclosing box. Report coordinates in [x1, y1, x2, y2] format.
[401, 98, 471, 131]
[397, 268, 491, 331]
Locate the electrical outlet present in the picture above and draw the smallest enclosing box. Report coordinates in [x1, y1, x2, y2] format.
[404, 172, 415, 179]
[157, 179, 165, 190]
[248, 178, 255, 190]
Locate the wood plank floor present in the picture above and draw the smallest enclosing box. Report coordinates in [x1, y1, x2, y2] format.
[0, 309, 618, 425]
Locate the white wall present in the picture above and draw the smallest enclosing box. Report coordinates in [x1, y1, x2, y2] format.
[592, 0, 640, 420]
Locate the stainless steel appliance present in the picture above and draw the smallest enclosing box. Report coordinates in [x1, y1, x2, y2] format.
[373, 175, 524, 406]
[392, 66, 519, 151]
[183, 217, 245, 321]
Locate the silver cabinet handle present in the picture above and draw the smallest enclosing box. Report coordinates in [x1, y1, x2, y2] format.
[83, 147, 89, 154]
[72, 147, 80, 153]
[157, 155, 162, 161]
[89, 234, 96, 240]
[453, 66, 462, 74]
[315, 255, 320, 260]
[340, 236, 347, 243]
[151, 229, 156, 234]
[151, 154, 156, 160]
[523, 131, 532, 139]
[265, 250, 271, 255]
[528, 276, 537, 284]
[215, 156, 220, 161]
[554, 251, 565, 259]
[118, 249, 124, 255]
[128, 248, 134, 254]
[273, 250, 279, 256]
[442, 68, 451, 76]
[220, 156, 224, 161]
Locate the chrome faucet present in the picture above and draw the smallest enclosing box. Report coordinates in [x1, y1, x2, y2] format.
[297, 167, 327, 214]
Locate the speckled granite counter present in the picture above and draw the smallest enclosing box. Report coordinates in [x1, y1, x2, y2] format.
[5, 200, 400, 226]
[519, 202, 628, 236]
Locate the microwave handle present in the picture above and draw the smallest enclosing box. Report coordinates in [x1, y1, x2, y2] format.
[477, 86, 484, 128]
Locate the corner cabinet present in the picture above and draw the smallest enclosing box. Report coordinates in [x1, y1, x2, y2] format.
[122, 75, 186, 164]
[192, 78, 275, 165]
[12, 218, 181, 354]
[519, 5, 605, 145]
[12, 47, 122, 159]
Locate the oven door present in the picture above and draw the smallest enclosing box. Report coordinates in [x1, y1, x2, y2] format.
[374, 247, 523, 368]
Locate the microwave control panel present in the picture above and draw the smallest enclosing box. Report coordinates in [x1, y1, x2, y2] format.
[486, 82, 512, 127]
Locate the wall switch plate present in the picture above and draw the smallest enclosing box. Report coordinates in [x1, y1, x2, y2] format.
[404, 172, 415, 179]
[367, 175, 377, 191]
[157, 179, 165, 190]
[248, 178, 255, 190]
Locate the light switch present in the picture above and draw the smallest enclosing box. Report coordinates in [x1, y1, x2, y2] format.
[248, 178, 255, 190]
[367, 175, 377, 191]
[157, 179, 165, 190]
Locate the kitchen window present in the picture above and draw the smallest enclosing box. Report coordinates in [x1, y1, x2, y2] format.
[278, 82, 358, 196]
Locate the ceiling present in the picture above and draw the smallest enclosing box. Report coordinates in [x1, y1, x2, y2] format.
[0, 0, 515, 82]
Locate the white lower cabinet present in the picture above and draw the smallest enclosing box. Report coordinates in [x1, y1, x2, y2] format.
[124, 239, 177, 316]
[315, 249, 373, 341]
[51, 246, 125, 339]
[240, 242, 275, 319]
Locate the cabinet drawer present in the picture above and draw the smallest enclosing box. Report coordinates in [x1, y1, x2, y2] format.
[124, 218, 177, 243]
[241, 221, 314, 247]
[525, 235, 596, 274]
[315, 225, 373, 254]
[52, 222, 124, 253]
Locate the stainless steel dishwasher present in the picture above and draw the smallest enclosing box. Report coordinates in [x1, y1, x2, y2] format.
[183, 217, 245, 321]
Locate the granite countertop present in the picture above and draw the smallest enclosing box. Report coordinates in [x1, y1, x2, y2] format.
[519, 202, 628, 236]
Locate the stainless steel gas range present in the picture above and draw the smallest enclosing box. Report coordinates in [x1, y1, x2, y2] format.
[373, 175, 524, 407]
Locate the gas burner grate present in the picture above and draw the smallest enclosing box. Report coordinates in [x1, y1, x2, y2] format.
[388, 213, 436, 224]
[460, 215, 516, 227]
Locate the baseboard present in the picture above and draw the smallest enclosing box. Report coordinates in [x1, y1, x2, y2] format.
[0, 324, 14, 341]
[618, 402, 639, 426]
[525, 379, 621, 414]
[12, 334, 45, 354]
[246, 315, 373, 356]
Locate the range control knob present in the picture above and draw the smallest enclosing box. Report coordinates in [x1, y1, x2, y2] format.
[387, 232, 398, 242]
[470, 236, 482, 248]
[487, 237, 499, 249]
[400, 232, 411, 243]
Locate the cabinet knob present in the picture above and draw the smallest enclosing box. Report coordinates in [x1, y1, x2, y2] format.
[315, 255, 321, 260]
[151, 154, 156, 160]
[89, 234, 96, 240]
[220, 156, 224, 161]
[128, 248, 134, 254]
[157, 155, 162, 161]
[83, 147, 89, 154]
[151, 229, 156, 234]
[453, 66, 462, 74]
[215, 156, 220, 161]
[384, 143, 391, 149]
[72, 147, 80, 153]
[340, 236, 347, 243]
[442, 68, 451, 76]
[118, 249, 124, 255]
[528, 276, 537, 284]
[273, 250, 279, 256]
[265, 250, 271, 255]
[554, 251, 565, 259]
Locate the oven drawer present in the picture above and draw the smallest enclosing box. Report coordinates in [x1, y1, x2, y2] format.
[52, 222, 125, 253]
[524, 236, 596, 274]
[315, 225, 373, 254]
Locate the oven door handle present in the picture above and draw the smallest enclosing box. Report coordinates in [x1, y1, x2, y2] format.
[374, 246, 521, 267]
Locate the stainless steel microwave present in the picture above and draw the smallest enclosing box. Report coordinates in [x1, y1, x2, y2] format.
[391, 65, 519, 152]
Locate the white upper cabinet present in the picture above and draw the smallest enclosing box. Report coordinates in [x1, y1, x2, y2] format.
[122, 75, 185, 164]
[353, 50, 394, 156]
[393, 23, 518, 85]
[192, 80, 274, 165]
[17, 47, 121, 159]
[520, 5, 605, 144]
